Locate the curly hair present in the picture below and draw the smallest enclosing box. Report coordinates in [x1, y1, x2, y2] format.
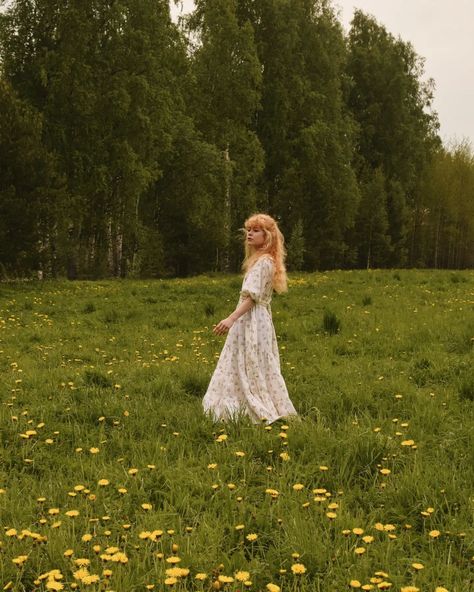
[241, 213, 288, 293]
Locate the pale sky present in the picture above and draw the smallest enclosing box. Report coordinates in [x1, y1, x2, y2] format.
[171, 0, 474, 147]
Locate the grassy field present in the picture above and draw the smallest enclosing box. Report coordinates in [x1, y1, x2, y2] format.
[0, 269, 473, 592]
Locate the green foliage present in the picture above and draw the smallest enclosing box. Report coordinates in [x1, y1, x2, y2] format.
[0, 1, 472, 277]
[322, 309, 341, 335]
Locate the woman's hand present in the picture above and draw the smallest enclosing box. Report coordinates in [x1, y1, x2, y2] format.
[213, 316, 235, 335]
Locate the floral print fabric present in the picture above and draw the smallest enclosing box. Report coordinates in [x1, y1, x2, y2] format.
[202, 255, 298, 425]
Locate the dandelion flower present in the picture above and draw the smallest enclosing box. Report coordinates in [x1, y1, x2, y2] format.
[429, 530, 441, 538]
[352, 528, 364, 535]
[411, 563, 424, 570]
[291, 563, 306, 574]
[98, 479, 109, 486]
[292, 483, 304, 491]
[400, 587, 419, 592]
[354, 547, 366, 555]
[164, 577, 177, 586]
[195, 573, 207, 581]
[235, 571, 250, 582]
[141, 503, 152, 510]
[349, 581, 361, 588]
[266, 584, 281, 592]
[89, 447, 99, 454]
[218, 575, 234, 583]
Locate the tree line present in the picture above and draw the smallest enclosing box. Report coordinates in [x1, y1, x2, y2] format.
[0, 0, 473, 278]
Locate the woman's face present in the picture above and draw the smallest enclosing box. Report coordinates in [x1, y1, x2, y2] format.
[246, 225, 265, 249]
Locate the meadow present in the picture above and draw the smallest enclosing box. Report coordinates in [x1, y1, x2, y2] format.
[0, 269, 473, 592]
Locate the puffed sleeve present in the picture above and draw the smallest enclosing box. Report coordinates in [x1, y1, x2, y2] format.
[240, 257, 274, 304]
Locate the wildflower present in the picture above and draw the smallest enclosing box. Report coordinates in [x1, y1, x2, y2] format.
[65, 510, 79, 517]
[292, 483, 304, 491]
[411, 563, 424, 570]
[291, 563, 306, 574]
[353, 528, 364, 535]
[354, 547, 366, 555]
[46, 582, 64, 591]
[235, 524, 245, 531]
[195, 573, 208, 581]
[246, 533, 258, 542]
[12, 555, 28, 566]
[266, 584, 281, 592]
[81, 534, 93, 542]
[279, 452, 290, 461]
[82, 575, 100, 585]
[74, 558, 91, 567]
[429, 530, 441, 538]
[73, 569, 90, 580]
[379, 469, 391, 476]
[98, 479, 109, 486]
[400, 588, 419, 592]
[141, 503, 153, 510]
[166, 567, 190, 578]
[89, 447, 99, 454]
[164, 577, 177, 586]
[235, 571, 250, 582]
[350, 582, 361, 589]
[218, 575, 234, 583]
[166, 556, 181, 564]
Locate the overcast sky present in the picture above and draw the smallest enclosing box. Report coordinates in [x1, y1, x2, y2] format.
[171, 0, 474, 147]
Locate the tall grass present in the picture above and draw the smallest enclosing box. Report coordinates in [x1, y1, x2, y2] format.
[0, 269, 473, 591]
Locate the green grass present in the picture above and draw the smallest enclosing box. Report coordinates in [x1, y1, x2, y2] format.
[0, 269, 473, 592]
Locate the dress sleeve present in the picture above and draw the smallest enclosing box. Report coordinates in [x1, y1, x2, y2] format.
[240, 257, 274, 304]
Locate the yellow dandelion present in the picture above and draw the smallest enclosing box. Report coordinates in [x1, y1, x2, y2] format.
[350, 581, 362, 589]
[65, 510, 79, 517]
[81, 534, 93, 542]
[429, 530, 441, 538]
[354, 547, 366, 555]
[166, 567, 190, 578]
[235, 571, 250, 582]
[435, 588, 449, 592]
[292, 483, 304, 491]
[279, 452, 290, 461]
[128, 468, 138, 475]
[195, 573, 208, 581]
[81, 575, 100, 585]
[63, 549, 74, 557]
[291, 563, 306, 574]
[73, 568, 90, 580]
[352, 528, 364, 535]
[74, 558, 91, 567]
[89, 447, 99, 454]
[326, 512, 337, 519]
[12, 555, 28, 566]
[46, 582, 64, 591]
[5, 529, 17, 537]
[379, 468, 391, 476]
[400, 587, 419, 592]
[235, 524, 245, 531]
[164, 577, 177, 586]
[141, 503, 153, 510]
[266, 584, 281, 592]
[166, 556, 181, 564]
[218, 575, 234, 583]
[362, 535, 374, 543]
[235, 451, 246, 457]
[246, 533, 258, 542]
[98, 479, 109, 486]
[411, 563, 424, 570]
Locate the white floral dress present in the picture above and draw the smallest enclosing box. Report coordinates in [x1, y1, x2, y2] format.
[202, 255, 298, 425]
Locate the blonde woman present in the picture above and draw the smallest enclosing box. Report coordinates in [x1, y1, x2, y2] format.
[202, 213, 298, 425]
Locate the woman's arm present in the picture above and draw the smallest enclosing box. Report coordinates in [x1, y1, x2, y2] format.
[213, 295, 254, 335]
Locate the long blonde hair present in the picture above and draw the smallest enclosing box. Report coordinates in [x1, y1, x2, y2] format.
[241, 213, 288, 293]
